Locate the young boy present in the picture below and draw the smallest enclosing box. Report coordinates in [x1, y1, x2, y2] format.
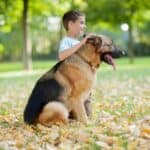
[58, 10, 91, 61]
[58, 10, 92, 117]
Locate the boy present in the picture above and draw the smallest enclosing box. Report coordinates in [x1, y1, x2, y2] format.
[58, 10, 91, 61]
[58, 10, 92, 117]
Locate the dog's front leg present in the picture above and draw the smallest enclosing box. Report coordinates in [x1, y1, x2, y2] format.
[71, 99, 88, 124]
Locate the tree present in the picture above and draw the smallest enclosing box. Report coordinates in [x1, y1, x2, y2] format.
[22, 0, 32, 70]
[85, 0, 150, 63]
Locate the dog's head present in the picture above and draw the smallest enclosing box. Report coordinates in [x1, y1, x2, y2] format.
[86, 34, 125, 70]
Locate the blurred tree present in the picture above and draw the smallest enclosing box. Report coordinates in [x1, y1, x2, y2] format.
[85, 0, 150, 63]
[0, 0, 22, 32]
[0, 0, 149, 68]
[22, 0, 32, 70]
[0, 23, 23, 61]
[0, 0, 68, 69]
[0, 0, 23, 61]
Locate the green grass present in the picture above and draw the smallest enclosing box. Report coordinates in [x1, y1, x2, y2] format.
[101, 57, 150, 69]
[0, 57, 149, 73]
[0, 60, 56, 72]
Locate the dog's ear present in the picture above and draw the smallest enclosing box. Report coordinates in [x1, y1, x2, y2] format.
[86, 36, 102, 49]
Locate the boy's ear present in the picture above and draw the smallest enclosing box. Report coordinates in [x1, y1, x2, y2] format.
[86, 36, 102, 49]
[68, 21, 74, 29]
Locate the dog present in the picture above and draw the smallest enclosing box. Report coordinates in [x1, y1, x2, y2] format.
[24, 34, 124, 126]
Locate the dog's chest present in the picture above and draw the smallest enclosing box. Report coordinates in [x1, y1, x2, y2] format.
[60, 63, 96, 98]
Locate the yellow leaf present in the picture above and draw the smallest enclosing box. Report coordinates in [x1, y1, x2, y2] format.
[127, 140, 138, 150]
[140, 127, 150, 139]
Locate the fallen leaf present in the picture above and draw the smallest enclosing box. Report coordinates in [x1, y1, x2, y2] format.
[96, 141, 111, 150]
[129, 124, 140, 137]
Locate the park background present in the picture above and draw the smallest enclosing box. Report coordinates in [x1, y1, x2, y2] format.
[0, 0, 150, 150]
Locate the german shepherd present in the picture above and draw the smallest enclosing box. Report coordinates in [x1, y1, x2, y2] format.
[24, 34, 124, 126]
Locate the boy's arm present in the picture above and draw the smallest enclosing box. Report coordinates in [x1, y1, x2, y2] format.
[58, 41, 84, 61]
[58, 34, 93, 61]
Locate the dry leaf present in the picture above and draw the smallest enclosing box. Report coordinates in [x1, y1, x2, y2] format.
[127, 139, 138, 150]
[77, 130, 90, 143]
[129, 124, 140, 137]
[96, 141, 111, 149]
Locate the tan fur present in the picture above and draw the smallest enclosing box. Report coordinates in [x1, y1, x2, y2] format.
[38, 35, 113, 125]
[38, 102, 68, 126]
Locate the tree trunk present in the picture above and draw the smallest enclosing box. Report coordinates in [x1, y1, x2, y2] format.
[59, 22, 63, 43]
[22, 0, 32, 70]
[128, 22, 134, 64]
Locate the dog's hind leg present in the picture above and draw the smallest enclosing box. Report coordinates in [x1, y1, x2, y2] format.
[38, 102, 69, 126]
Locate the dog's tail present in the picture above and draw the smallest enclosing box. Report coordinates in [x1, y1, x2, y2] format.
[38, 102, 69, 126]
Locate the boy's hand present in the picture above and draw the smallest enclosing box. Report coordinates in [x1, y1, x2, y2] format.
[81, 33, 96, 45]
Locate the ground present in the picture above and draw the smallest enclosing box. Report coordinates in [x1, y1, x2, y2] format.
[0, 58, 150, 150]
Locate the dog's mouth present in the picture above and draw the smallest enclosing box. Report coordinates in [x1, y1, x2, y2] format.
[101, 50, 125, 70]
[103, 54, 116, 70]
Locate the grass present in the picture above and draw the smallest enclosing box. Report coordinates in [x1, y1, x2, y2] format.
[0, 60, 56, 72]
[0, 57, 149, 72]
[0, 57, 150, 149]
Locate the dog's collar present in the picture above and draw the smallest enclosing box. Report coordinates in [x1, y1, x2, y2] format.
[76, 53, 97, 72]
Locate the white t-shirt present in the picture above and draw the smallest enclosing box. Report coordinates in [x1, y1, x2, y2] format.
[59, 36, 80, 52]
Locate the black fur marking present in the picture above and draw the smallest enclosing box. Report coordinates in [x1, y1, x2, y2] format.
[51, 61, 63, 73]
[24, 78, 64, 124]
[38, 61, 64, 83]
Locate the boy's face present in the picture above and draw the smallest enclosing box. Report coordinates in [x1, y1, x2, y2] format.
[68, 16, 86, 37]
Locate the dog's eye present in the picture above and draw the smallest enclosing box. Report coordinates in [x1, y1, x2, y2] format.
[102, 44, 111, 47]
[102, 40, 113, 47]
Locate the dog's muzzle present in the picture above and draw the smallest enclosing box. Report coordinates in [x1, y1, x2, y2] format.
[101, 49, 126, 70]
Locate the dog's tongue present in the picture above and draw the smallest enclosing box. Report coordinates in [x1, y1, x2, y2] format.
[104, 54, 116, 70]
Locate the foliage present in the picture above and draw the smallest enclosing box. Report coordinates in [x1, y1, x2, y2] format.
[85, 0, 150, 25]
[0, 23, 23, 61]
[133, 42, 150, 56]
[0, 0, 23, 32]
[84, 0, 150, 62]
[0, 0, 150, 62]
[0, 59, 150, 149]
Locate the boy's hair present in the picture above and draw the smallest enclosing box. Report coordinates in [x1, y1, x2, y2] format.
[62, 10, 84, 31]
